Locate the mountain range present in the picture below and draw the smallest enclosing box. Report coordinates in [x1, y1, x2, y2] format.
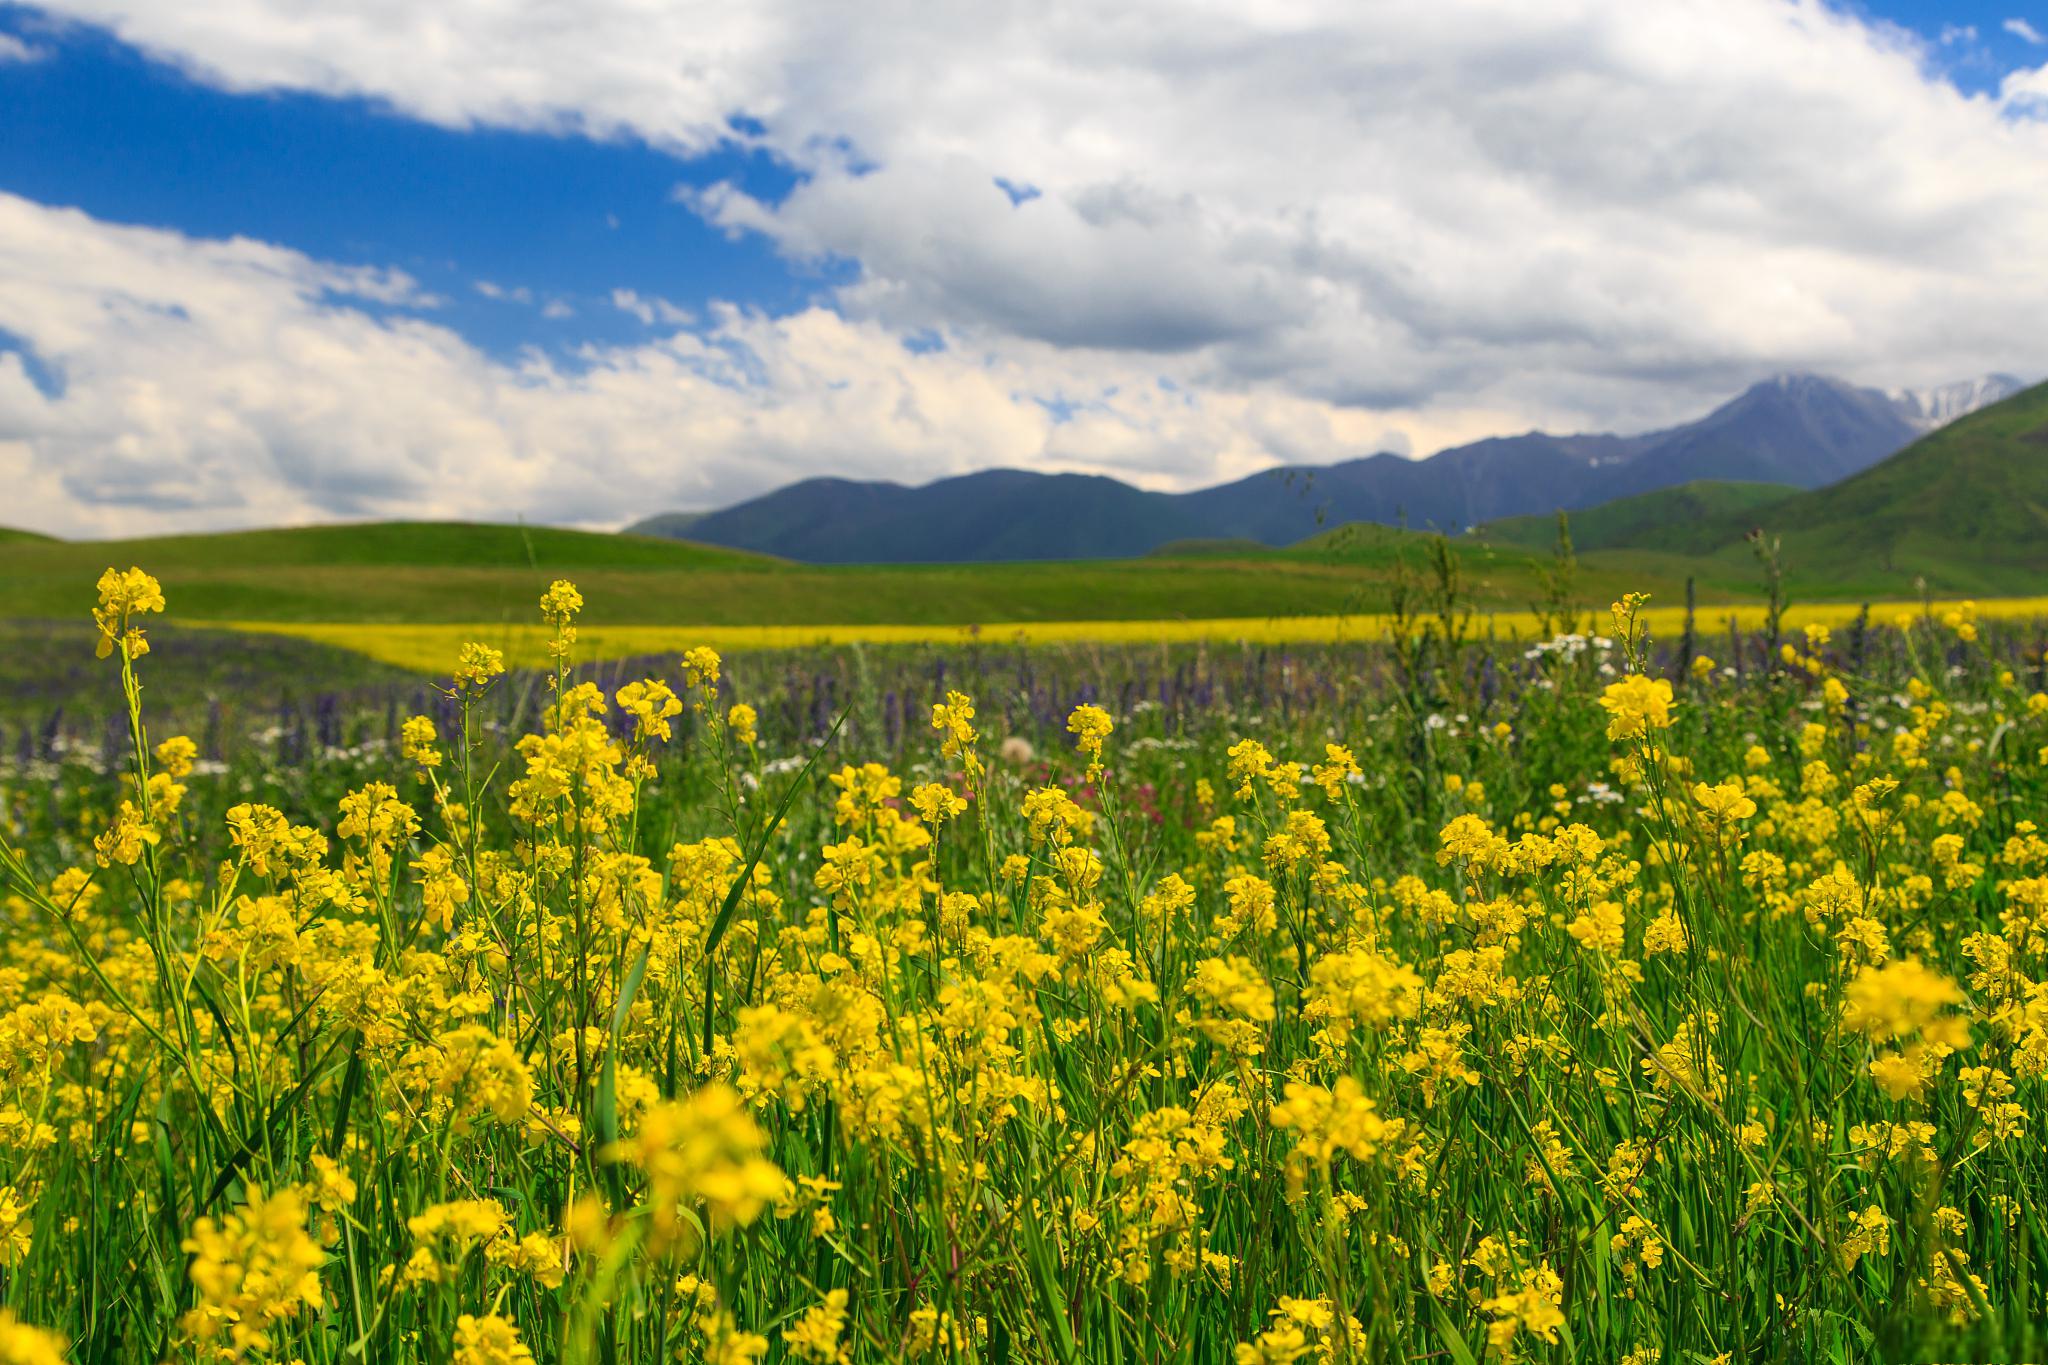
[628, 372, 2024, 563]
[1474, 376, 2048, 596]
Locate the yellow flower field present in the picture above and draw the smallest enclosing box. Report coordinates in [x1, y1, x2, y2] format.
[203, 595, 2048, 671]
[2, 573, 2046, 1362]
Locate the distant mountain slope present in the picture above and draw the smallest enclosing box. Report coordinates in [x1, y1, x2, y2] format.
[1529, 380, 2048, 595]
[1173, 433, 1652, 542]
[625, 511, 707, 540]
[651, 471, 1211, 563]
[640, 373, 2019, 563]
[1699, 378, 2048, 594]
[1594, 374, 1920, 499]
[1474, 481, 1797, 552]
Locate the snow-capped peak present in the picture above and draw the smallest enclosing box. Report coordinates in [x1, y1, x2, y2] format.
[1887, 374, 2025, 429]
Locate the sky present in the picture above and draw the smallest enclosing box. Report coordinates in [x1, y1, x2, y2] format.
[1, 0, 2045, 537]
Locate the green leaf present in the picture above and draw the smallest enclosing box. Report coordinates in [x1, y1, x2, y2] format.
[700, 708, 848, 1055]
[326, 1035, 364, 1159]
[204, 1033, 346, 1208]
[701, 708, 849, 962]
[596, 942, 650, 1156]
[1429, 1303, 1483, 1365]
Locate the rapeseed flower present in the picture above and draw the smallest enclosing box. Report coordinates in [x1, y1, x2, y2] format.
[92, 566, 164, 659]
[0, 1312, 67, 1365]
[180, 1187, 325, 1358]
[453, 1313, 534, 1365]
[1067, 703, 1114, 782]
[1600, 675, 1674, 742]
[607, 1085, 785, 1250]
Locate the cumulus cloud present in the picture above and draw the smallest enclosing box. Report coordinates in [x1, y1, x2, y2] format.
[0, 194, 1472, 536]
[2007, 17, 2046, 44]
[0, 33, 45, 62]
[5, 0, 2048, 532]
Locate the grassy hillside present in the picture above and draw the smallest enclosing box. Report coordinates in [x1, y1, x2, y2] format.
[621, 511, 707, 540]
[17, 521, 778, 570]
[1681, 379, 2048, 597]
[1474, 481, 1795, 552]
[0, 518, 1720, 628]
[0, 522, 784, 622]
[1455, 383, 2048, 598]
[1287, 523, 1438, 560]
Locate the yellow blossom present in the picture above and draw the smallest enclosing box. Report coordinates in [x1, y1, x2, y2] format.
[1600, 675, 1674, 743]
[1067, 703, 1114, 782]
[453, 1313, 534, 1365]
[606, 1085, 785, 1251]
[180, 1187, 325, 1358]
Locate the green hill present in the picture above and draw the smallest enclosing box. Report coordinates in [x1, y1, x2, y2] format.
[621, 511, 708, 541]
[1474, 481, 1796, 553]
[39, 520, 777, 570]
[0, 521, 784, 622]
[1153, 524, 1514, 567]
[1285, 523, 1436, 561]
[1685, 380, 2048, 597]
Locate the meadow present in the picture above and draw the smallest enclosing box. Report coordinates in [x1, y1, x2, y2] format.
[0, 562, 2044, 1364]
[0, 521, 1509, 626]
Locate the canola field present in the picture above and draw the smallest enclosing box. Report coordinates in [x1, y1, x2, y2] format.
[1, 568, 2046, 1363]
[203, 596, 2048, 672]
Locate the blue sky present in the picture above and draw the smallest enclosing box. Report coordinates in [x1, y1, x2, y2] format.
[1855, 0, 2048, 86]
[0, 0, 2044, 535]
[0, 4, 848, 360]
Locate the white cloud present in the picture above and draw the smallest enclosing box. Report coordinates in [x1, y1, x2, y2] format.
[0, 193, 1474, 536]
[0, 33, 44, 63]
[610, 289, 693, 327]
[2006, 17, 2046, 44]
[477, 281, 576, 317]
[2003, 61, 2048, 111]
[1940, 24, 1979, 45]
[5, 0, 2048, 532]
